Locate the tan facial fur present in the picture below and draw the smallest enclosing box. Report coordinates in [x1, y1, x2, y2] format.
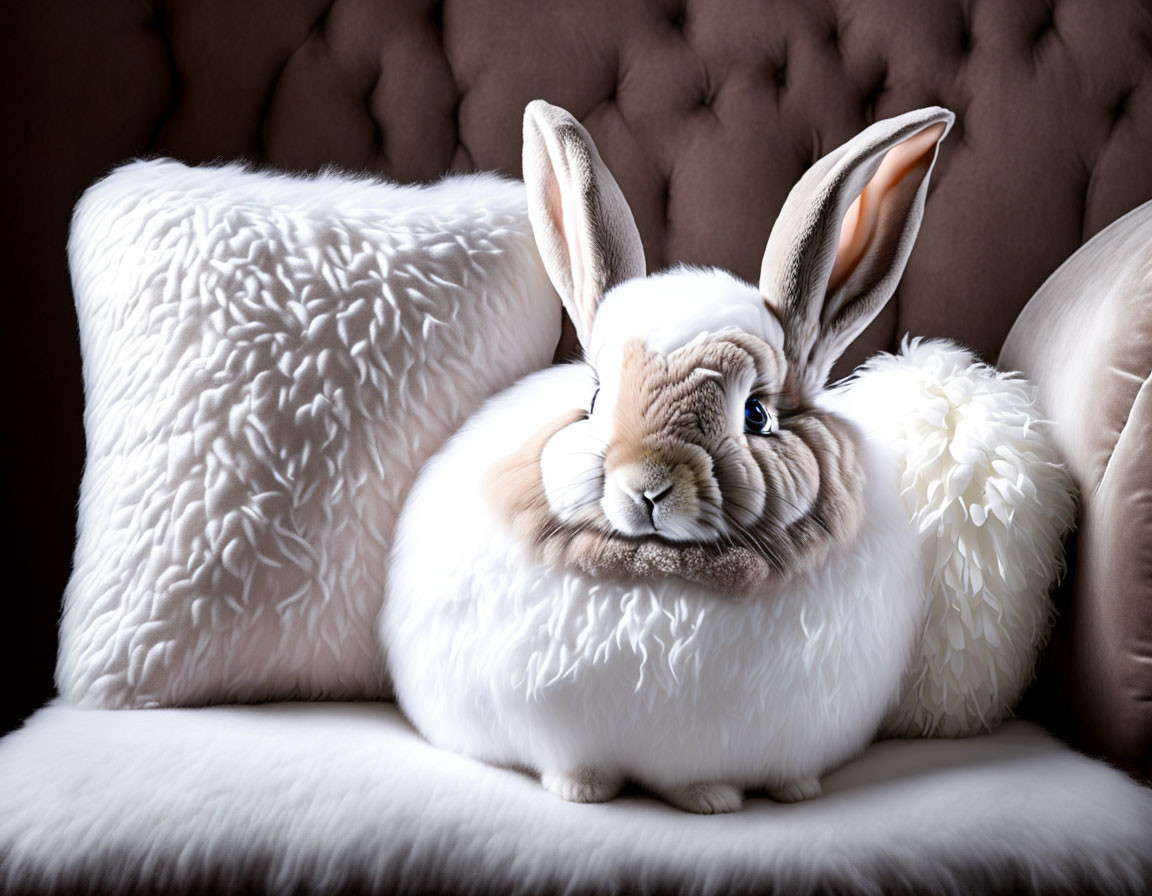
[487, 332, 865, 596]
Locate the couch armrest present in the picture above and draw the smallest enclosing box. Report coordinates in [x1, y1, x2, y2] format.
[999, 199, 1152, 778]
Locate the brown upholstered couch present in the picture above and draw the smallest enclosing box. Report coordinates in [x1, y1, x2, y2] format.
[1, 0, 1150, 891]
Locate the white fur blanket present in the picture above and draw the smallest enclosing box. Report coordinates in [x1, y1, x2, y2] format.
[0, 702, 1148, 894]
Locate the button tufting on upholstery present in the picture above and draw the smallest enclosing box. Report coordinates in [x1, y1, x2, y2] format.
[313, 5, 333, 47]
[700, 78, 715, 108]
[115, 0, 1152, 364]
[371, 116, 385, 157]
[949, 113, 965, 145]
[862, 67, 887, 124]
[1033, 8, 1058, 44]
[774, 61, 787, 89]
[1112, 89, 1133, 122]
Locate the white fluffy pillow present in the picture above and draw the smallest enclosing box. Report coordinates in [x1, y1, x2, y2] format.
[836, 339, 1077, 738]
[58, 160, 560, 709]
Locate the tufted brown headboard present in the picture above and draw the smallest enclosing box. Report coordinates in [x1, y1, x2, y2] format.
[3, 0, 1152, 756]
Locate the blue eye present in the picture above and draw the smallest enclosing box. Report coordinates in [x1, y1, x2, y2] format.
[744, 398, 774, 435]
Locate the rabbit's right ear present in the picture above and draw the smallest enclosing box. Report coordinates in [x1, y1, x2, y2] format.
[760, 107, 953, 396]
[523, 100, 646, 348]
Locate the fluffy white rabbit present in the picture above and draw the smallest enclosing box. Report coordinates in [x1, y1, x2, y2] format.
[382, 101, 953, 813]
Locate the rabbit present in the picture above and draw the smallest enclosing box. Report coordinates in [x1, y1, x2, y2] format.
[381, 100, 953, 813]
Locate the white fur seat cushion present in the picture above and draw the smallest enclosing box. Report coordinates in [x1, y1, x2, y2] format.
[0, 703, 1148, 895]
[57, 160, 559, 709]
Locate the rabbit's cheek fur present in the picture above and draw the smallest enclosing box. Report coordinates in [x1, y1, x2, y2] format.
[487, 408, 590, 549]
[745, 411, 868, 575]
[539, 419, 605, 523]
[745, 427, 820, 530]
[710, 437, 768, 527]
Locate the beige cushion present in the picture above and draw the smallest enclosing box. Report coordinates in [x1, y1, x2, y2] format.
[999, 199, 1152, 777]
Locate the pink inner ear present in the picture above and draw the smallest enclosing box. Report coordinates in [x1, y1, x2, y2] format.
[827, 122, 947, 294]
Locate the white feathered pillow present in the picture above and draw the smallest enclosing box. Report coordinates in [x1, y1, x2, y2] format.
[830, 338, 1077, 738]
[58, 159, 560, 709]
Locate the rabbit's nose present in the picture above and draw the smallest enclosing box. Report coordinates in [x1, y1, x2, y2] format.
[603, 464, 676, 536]
[622, 478, 674, 520]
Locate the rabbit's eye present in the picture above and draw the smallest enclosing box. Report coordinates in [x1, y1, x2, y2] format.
[744, 398, 776, 435]
[589, 388, 600, 414]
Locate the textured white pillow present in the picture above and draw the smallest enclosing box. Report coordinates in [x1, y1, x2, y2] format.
[58, 160, 560, 709]
[832, 339, 1077, 738]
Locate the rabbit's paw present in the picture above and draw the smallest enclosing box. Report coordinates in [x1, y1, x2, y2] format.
[542, 766, 622, 803]
[767, 776, 822, 803]
[660, 782, 744, 814]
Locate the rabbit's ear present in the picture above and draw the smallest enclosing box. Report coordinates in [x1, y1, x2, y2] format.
[760, 107, 953, 395]
[523, 100, 646, 348]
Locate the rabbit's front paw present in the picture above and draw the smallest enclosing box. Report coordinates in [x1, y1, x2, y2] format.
[660, 782, 744, 814]
[767, 775, 822, 803]
[542, 766, 622, 803]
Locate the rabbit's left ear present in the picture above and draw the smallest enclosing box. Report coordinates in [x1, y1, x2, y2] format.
[760, 107, 953, 395]
[523, 100, 646, 349]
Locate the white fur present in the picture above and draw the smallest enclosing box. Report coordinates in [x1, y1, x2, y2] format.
[4, 703, 1149, 894]
[825, 339, 1078, 737]
[590, 266, 784, 363]
[59, 159, 560, 708]
[384, 345, 925, 794]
